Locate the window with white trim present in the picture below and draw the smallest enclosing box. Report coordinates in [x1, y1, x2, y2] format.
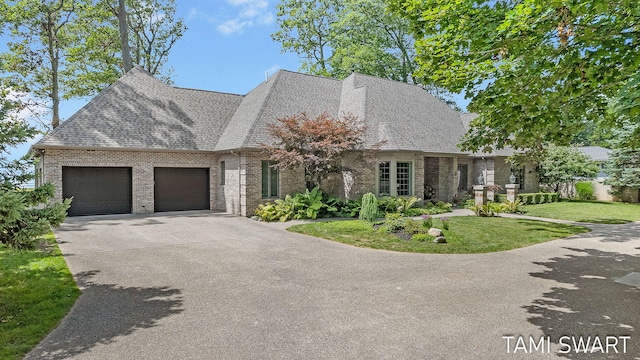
[377, 159, 413, 197]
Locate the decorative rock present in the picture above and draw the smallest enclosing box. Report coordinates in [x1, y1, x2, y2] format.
[433, 236, 447, 244]
[428, 227, 443, 237]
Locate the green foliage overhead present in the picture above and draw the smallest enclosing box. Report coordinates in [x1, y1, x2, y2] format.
[272, 0, 459, 107]
[387, 0, 640, 152]
[537, 145, 599, 192]
[0, 0, 186, 130]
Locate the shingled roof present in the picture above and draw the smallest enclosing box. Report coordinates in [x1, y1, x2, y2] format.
[34, 67, 491, 156]
[35, 67, 243, 151]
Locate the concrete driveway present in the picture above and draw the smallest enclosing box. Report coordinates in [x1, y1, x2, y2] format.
[26, 212, 640, 359]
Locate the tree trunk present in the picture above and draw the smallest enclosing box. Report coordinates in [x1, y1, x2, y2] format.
[45, 9, 60, 129]
[117, 0, 133, 72]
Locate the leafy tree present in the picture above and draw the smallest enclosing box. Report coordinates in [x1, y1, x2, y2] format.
[537, 145, 599, 194]
[0, 87, 71, 249]
[261, 112, 381, 189]
[272, 0, 458, 107]
[1, 0, 83, 128]
[122, 0, 186, 82]
[604, 120, 640, 196]
[388, 0, 640, 153]
[272, 0, 341, 76]
[1, 0, 186, 130]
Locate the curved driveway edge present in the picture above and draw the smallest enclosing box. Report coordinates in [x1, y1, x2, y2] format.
[27, 211, 640, 359]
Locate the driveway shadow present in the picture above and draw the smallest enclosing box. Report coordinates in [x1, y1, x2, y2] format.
[576, 222, 640, 243]
[524, 247, 640, 358]
[26, 271, 183, 360]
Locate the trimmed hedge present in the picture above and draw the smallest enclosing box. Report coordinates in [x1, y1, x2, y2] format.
[495, 193, 559, 205]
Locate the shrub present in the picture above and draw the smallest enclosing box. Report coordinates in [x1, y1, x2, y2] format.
[359, 193, 378, 222]
[411, 233, 435, 242]
[575, 181, 595, 200]
[403, 219, 430, 235]
[377, 196, 422, 214]
[470, 201, 506, 217]
[502, 199, 524, 214]
[255, 187, 336, 221]
[339, 198, 362, 217]
[384, 213, 406, 232]
[516, 193, 559, 205]
[463, 199, 475, 209]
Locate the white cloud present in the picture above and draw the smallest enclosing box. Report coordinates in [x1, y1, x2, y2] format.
[217, 19, 253, 35]
[189, 1, 273, 35]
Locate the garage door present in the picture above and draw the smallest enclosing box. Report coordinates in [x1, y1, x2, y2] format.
[154, 168, 210, 212]
[62, 167, 132, 216]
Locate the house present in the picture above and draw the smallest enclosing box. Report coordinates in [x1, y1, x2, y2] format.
[32, 67, 538, 216]
[578, 146, 611, 179]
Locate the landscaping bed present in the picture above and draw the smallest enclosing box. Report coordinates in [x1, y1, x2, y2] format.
[288, 216, 590, 254]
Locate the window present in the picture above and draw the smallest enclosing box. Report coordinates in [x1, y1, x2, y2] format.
[396, 162, 412, 196]
[378, 160, 412, 197]
[220, 161, 225, 185]
[261, 161, 279, 198]
[378, 162, 391, 196]
[457, 164, 468, 193]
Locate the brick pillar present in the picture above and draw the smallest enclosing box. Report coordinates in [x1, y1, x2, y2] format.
[506, 184, 519, 203]
[473, 185, 488, 206]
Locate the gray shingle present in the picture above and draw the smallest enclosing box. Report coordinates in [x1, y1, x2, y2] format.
[35, 67, 512, 158]
[35, 66, 243, 151]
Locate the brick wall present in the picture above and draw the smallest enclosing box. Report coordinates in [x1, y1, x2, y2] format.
[40, 149, 217, 214]
[239, 152, 305, 216]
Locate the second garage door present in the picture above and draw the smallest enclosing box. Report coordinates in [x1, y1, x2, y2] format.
[154, 168, 210, 212]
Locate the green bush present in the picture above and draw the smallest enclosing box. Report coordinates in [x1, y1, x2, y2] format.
[255, 187, 336, 221]
[403, 219, 430, 235]
[502, 199, 525, 214]
[575, 181, 595, 200]
[359, 193, 378, 222]
[384, 213, 406, 232]
[516, 193, 559, 205]
[470, 201, 507, 217]
[411, 233, 435, 242]
[0, 184, 71, 249]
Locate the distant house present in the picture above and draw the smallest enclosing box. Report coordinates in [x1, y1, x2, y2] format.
[578, 146, 611, 179]
[32, 67, 538, 216]
[578, 146, 613, 201]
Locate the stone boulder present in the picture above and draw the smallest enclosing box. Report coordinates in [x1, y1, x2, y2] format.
[433, 236, 447, 244]
[428, 227, 443, 237]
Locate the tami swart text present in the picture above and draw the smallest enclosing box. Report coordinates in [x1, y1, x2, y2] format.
[503, 335, 630, 354]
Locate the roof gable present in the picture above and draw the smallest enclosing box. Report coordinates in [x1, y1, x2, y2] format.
[36, 66, 243, 151]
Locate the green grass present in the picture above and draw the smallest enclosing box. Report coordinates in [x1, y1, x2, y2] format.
[287, 217, 590, 254]
[523, 200, 640, 224]
[0, 232, 80, 360]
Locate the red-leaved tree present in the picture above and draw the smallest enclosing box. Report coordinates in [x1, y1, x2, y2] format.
[262, 112, 381, 189]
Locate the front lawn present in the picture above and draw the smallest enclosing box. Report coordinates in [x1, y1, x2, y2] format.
[0, 232, 80, 360]
[287, 217, 590, 254]
[523, 200, 640, 224]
